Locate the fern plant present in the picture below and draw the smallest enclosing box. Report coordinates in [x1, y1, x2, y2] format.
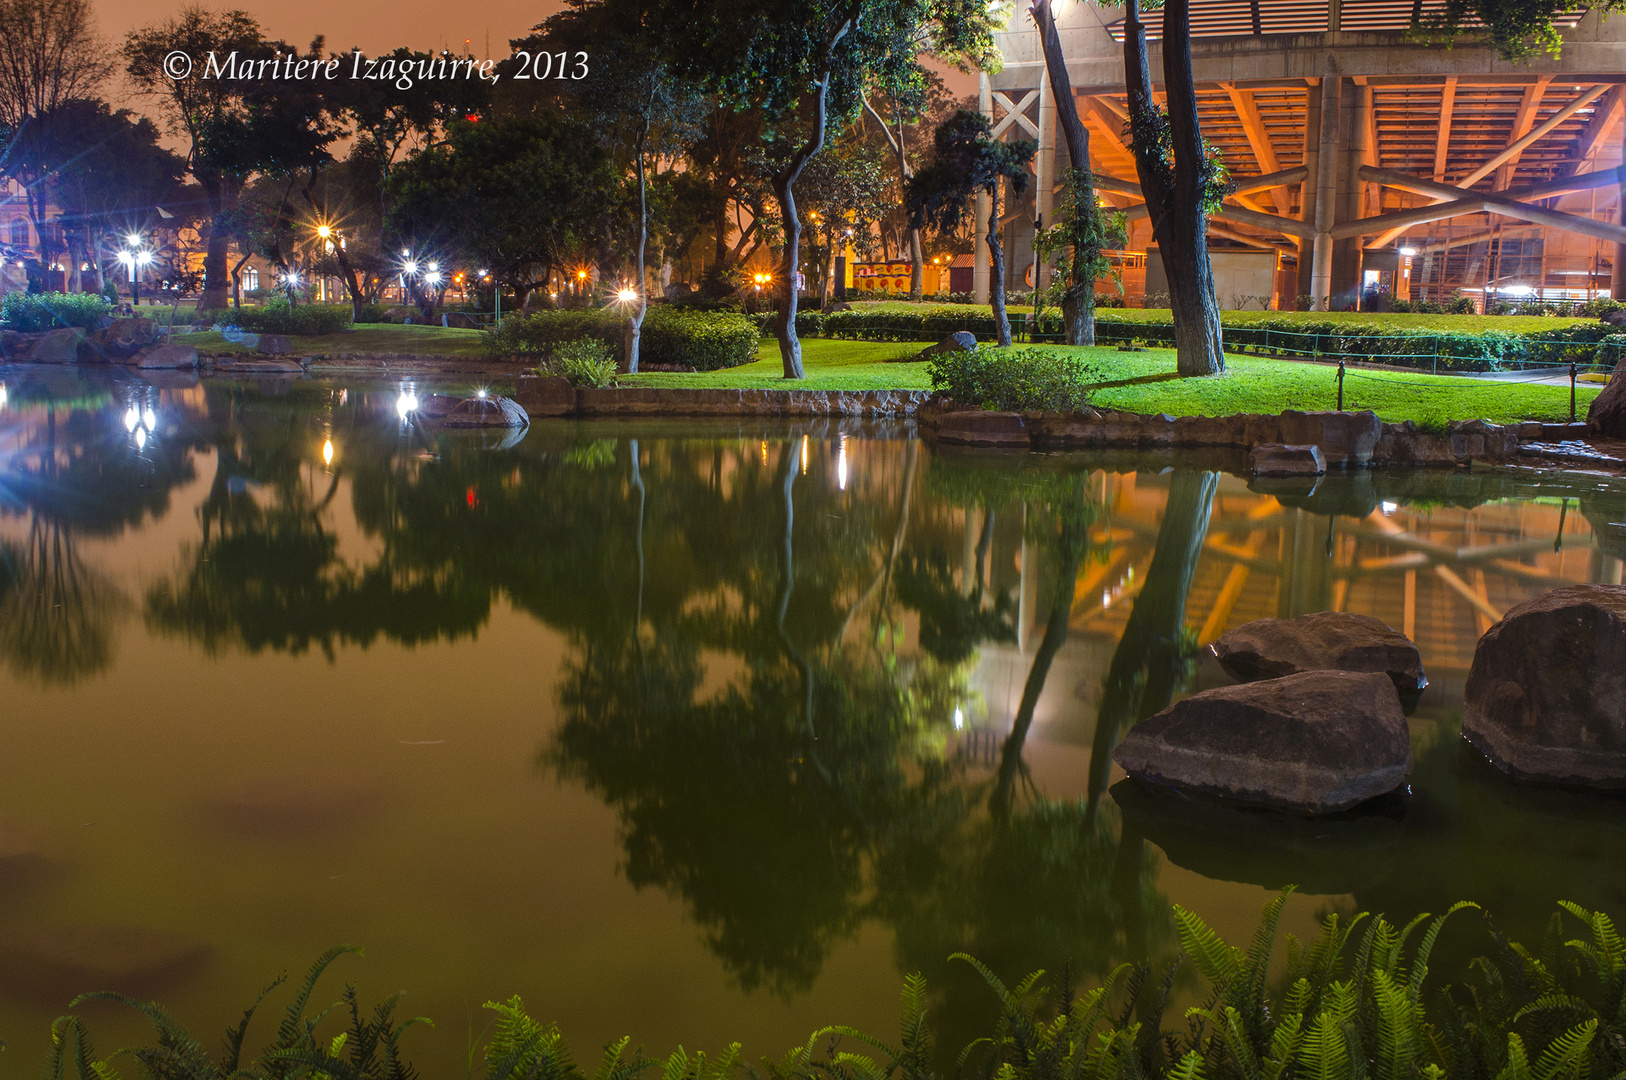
[46, 946, 430, 1080]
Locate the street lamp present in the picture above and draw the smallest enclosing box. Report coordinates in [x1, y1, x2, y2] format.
[119, 234, 151, 305]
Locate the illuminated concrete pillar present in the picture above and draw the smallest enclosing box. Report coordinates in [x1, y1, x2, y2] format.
[1034, 80, 1057, 292]
[1310, 69, 1341, 310]
[975, 72, 993, 304]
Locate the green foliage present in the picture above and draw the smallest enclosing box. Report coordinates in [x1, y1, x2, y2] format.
[26, 899, 1626, 1080]
[928, 346, 1101, 411]
[907, 110, 1036, 237]
[46, 945, 430, 1080]
[0, 292, 111, 331]
[206, 300, 354, 336]
[1595, 333, 1626, 371]
[639, 307, 760, 370]
[820, 305, 1612, 373]
[542, 339, 618, 388]
[491, 307, 758, 371]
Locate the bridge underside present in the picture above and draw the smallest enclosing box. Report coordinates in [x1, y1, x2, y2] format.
[979, 5, 1626, 310]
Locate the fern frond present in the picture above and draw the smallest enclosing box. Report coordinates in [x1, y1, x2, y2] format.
[1410, 904, 1482, 999]
[275, 945, 362, 1050]
[1166, 1050, 1205, 1080]
[1174, 907, 1244, 990]
[1530, 1021, 1597, 1080]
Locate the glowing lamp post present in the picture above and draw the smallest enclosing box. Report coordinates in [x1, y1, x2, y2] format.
[118, 235, 153, 305]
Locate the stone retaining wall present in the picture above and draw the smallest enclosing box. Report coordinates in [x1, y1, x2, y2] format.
[918, 400, 1537, 468]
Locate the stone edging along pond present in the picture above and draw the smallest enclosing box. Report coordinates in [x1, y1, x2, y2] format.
[514, 376, 1587, 468]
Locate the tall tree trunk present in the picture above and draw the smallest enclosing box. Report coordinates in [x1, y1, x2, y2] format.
[1162, 0, 1226, 374]
[1122, 0, 1224, 376]
[987, 181, 1012, 347]
[1033, 0, 1098, 346]
[772, 79, 834, 379]
[300, 178, 363, 321]
[1085, 469, 1217, 821]
[624, 117, 651, 374]
[197, 176, 236, 311]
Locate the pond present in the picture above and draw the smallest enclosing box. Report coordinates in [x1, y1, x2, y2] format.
[1, 367, 1624, 1077]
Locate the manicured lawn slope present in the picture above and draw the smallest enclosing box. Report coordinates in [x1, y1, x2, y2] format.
[627, 340, 1597, 425]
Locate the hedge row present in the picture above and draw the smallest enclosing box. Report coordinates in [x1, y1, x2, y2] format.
[928, 347, 1102, 412]
[811, 307, 1617, 372]
[485, 306, 759, 371]
[0, 292, 111, 331]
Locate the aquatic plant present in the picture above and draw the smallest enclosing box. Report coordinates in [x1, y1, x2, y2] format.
[35, 897, 1626, 1080]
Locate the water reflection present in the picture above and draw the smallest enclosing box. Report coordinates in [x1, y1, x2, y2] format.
[2, 369, 1626, 1072]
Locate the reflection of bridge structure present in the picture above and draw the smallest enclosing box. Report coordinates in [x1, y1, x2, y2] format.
[980, 3, 1626, 309]
[964, 470, 1615, 756]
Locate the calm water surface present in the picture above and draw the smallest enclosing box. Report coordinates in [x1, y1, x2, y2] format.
[1, 366, 1625, 1076]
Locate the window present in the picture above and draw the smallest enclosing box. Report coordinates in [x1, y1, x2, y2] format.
[242, 268, 259, 292]
[8, 219, 26, 246]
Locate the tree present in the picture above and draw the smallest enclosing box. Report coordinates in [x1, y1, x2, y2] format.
[388, 111, 613, 312]
[124, 9, 339, 311]
[908, 110, 1035, 347]
[791, 131, 890, 306]
[1121, 0, 1229, 375]
[531, 0, 708, 373]
[1419, 0, 1626, 59]
[648, 0, 998, 378]
[35, 100, 187, 295]
[0, 0, 109, 288]
[1030, 0, 1108, 346]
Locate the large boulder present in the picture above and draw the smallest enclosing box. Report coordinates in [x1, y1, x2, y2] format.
[107, 317, 155, 350]
[443, 311, 482, 329]
[30, 327, 84, 363]
[914, 331, 977, 361]
[1278, 410, 1381, 467]
[127, 344, 198, 369]
[1586, 362, 1626, 438]
[1462, 585, 1626, 788]
[1112, 670, 1413, 814]
[1249, 443, 1325, 476]
[514, 375, 577, 418]
[439, 394, 529, 428]
[256, 333, 293, 355]
[1212, 611, 1428, 711]
[935, 410, 1029, 448]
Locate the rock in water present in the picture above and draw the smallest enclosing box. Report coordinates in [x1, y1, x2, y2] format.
[440, 395, 530, 428]
[128, 344, 199, 369]
[1112, 670, 1413, 814]
[31, 327, 84, 363]
[1463, 585, 1626, 788]
[0, 925, 208, 1000]
[1212, 611, 1427, 711]
[1249, 443, 1326, 477]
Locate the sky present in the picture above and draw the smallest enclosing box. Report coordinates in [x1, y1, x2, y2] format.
[97, 0, 571, 95]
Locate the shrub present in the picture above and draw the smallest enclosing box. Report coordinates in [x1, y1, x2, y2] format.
[484, 308, 623, 361]
[0, 291, 111, 331]
[354, 302, 393, 323]
[1598, 333, 1626, 371]
[207, 300, 353, 335]
[929, 346, 1102, 412]
[640, 307, 759, 370]
[490, 307, 759, 371]
[540, 338, 617, 387]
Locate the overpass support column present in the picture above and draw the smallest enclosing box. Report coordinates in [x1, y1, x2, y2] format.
[1333, 81, 1372, 308]
[1310, 69, 1341, 310]
[974, 72, 993, 304]
[1614, 125, 1626, 301]
[1297, 83, 1322, 304]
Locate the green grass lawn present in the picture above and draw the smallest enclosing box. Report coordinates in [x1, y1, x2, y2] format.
[843, 299, 1594, 334]
[629, 339, 1597, 425]
[172, 323, 488, 357]
[625, 339, 932, 390]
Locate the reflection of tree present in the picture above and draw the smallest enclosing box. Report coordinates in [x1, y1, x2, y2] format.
[0, 519, 122, 685]
[1087, 470, 1217, 817]
[0, 398, 158, 685]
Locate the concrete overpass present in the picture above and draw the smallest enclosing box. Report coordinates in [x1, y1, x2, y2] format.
[977, 2, 1626, 309]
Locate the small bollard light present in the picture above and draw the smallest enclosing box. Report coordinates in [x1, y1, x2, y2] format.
[1337, 361, 1346, 412]
[1571, 363, 1578, 423]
